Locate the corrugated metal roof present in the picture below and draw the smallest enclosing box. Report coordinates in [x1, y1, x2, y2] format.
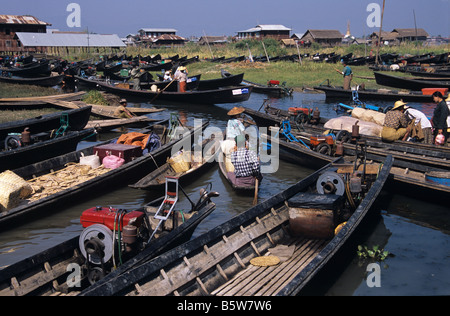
[139, 28, 177, 33]
[0, 15, 50, 25]
[16, 32, 126, 47]
[238, 24, 291, 33]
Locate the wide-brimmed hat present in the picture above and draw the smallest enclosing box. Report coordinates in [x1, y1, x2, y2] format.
[227, 106, 245, 116]
[393, 100, 407, 110]
[119, 98, 127, 104]
[178, 66, 186, 71]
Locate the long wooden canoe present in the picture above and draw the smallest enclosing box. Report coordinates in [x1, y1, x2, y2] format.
[130, 136, 219, 190]
[80, 155, 393, 296]
[0, 106, 91, 141]
[0, 92, 86, 107]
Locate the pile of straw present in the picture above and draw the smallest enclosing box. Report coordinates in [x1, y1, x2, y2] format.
[27, 163, 110, 202]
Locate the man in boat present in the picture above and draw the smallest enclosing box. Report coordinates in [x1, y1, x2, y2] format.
[114, 98, 134, 119]
[130, 64, 141, 90]
[431, 91, 449, 146]
[381, 100, 411, 142]
[336, 60, 353, 90]
[230, 134, 262, 187]
[174, 66, 188, 92]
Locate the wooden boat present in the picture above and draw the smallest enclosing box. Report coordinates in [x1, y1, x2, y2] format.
[243, 104, 450, 160]
[79, 156, 393, 296]
[374, 71, 450, 91]
[0, 92, 86, 107]
[140, 74, 201, 91]
[0, 74, 64, 87]
[314, 84, 435, 102]
[217, 147, 257, 194]
[95, 80, 252, 105]
[43, 99, 165, 119]
[0, 106, 91, 142]
[0, 120, 209, 228]
[425, 171, 450, 187]
[0, 128, 96, 172]
[0, 60, 50, 77]
[407, 70, 450, 79]
[264, 130, 450, 198]
[130, 136, 220, 190]
[197, 73, 244, 90]
[0, 185, 219, 296]
[84, 116, 158, 131]
[221, 69, 291, 97]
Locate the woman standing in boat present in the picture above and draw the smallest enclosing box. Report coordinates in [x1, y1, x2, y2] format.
[431, 91, 449, 146]
[226, 107, 246, 140]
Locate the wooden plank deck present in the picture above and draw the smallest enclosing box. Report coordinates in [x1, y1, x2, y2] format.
[211, 238, 327, 296]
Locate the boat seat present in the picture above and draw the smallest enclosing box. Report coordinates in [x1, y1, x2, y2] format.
[145, 206, 193, 231]
[286, 193, 344, 210]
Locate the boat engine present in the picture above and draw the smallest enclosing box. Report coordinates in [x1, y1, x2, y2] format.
[79, 207, 148, 284]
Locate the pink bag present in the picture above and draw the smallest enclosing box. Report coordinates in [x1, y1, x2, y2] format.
[102, 154, 125, 169]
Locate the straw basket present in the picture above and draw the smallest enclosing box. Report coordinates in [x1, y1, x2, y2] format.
[0, 170, 33, 212]
[168, 150, 191, 173]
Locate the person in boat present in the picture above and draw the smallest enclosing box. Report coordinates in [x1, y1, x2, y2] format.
[404, 106, 433, 144]
[114, 98, 134, 119]
[431, 91, 449, 146]
[446, 94, 450, 142]
[163, 70, 172, 81]
[381, 100, 411, 142]
[337, 60, 353, 90]
[229, 134, 262, 187]
[130, 64, 141, 90]
[226, 106, 246, 140]
[174, 66, 188, 92]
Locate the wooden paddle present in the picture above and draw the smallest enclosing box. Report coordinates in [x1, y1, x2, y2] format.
[253, 178, 259, 206]
[150, 79, 176, 103]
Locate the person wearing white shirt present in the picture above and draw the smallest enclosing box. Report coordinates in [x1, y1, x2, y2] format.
[405, 106, 433, 144]
[226, 107, 246, 140]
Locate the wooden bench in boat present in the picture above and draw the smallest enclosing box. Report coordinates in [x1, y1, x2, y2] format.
[211, 238, 327, 296]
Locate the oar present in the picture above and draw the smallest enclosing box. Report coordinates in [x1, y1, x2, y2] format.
[150, 78, 176, 103]
[253, 178, 259, 206]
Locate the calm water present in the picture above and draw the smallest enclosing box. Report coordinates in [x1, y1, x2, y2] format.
[0, 87, 449, 296]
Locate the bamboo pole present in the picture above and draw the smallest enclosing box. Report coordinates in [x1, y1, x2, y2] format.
[376, 0, 386, 65]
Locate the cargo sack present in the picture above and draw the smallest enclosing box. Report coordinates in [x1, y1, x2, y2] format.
[80, 152, 101, 169]
[324, 116, 383, 137]
[103, 154, 125, 169]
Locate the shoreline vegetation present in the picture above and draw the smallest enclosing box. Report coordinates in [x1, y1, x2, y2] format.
[0, 41, 448, 122]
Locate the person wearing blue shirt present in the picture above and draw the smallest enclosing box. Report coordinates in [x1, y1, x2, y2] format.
[339, 60, 353, 90]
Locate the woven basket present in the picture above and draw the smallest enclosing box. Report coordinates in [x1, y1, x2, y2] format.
[0, 170, 33, 212]
[168, 151, 191, 173]
[0, 170, 32, 198]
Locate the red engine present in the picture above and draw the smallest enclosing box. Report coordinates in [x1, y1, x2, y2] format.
[80, 206, 145, 231]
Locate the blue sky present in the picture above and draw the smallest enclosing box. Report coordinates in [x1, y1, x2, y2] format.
[3, 0, 450, 38]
